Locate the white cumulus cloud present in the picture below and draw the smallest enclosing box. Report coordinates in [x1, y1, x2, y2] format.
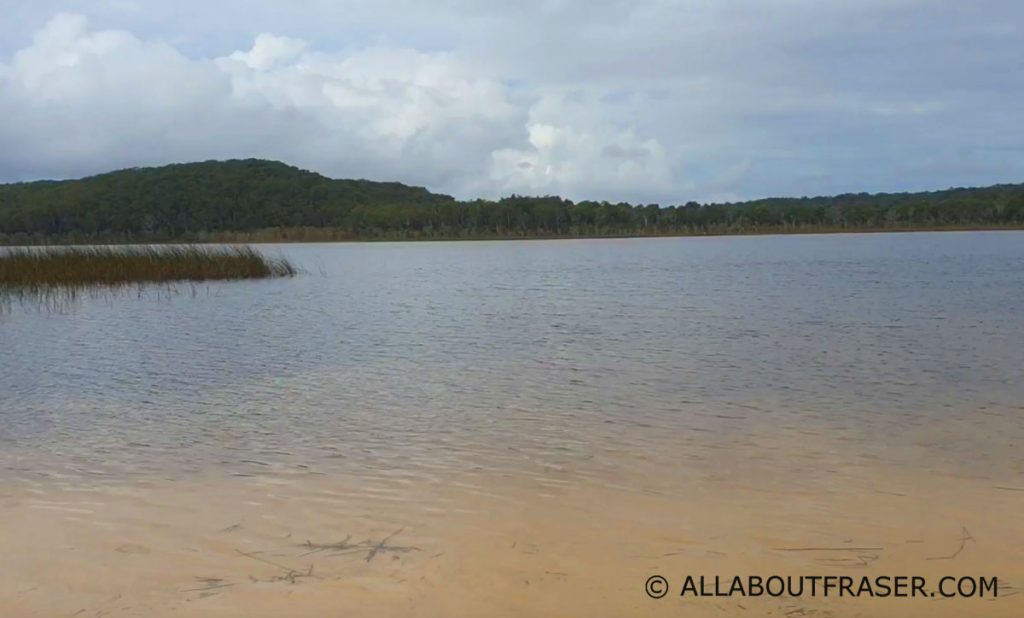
[488, 94, 674, 201]
[0, 13, 673, 201]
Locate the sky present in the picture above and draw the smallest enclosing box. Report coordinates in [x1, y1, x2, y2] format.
[0, 1, 1021, 204]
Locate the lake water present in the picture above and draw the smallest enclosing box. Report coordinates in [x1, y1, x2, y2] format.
[1, 232, 1023, 617]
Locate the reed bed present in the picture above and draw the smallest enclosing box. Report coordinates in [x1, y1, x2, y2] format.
[0, 245, 296, 290]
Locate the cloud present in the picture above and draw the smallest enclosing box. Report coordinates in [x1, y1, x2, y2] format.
[227, 34, 307, 71]
[0, 14, 531, 196]
[488, 93, 675, 202]
[0, 12, 672, 201]
[1, 3, 1023, 202]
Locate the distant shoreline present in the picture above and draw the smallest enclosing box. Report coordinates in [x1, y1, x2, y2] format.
[3, 223, 1023, 247]
[4, 160, 1024, 246]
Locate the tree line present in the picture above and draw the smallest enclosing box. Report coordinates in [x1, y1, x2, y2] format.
[1, 159, 1023, 243]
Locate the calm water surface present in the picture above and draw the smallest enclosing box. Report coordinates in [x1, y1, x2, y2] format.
[2, 232, 1024, 484]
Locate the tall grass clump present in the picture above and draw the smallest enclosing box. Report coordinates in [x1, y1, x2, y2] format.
[0, 245, 296, 291]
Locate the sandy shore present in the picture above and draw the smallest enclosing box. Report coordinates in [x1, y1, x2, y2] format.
[1, 427, 1021, 618]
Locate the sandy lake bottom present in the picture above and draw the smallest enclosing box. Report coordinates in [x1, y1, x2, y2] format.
[1, 410, 1021, 618]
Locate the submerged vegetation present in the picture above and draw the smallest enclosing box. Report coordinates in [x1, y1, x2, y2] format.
[0, 245, 296, 295]
[1, 159, 1023, 244]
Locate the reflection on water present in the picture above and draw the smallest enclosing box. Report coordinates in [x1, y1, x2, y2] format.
[1, 232, 1024, 616]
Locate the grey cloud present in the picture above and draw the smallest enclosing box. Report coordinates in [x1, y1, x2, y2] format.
[1, 1, 1022, 203]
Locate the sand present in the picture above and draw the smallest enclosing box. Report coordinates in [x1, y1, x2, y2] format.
[1, 418, 1021, 618]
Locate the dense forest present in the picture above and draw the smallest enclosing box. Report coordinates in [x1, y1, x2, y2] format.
[1, 159, 1023, 244]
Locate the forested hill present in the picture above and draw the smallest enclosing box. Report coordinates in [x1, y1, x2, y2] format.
[1, 159, 1023, 243]
[0, 160, 451, 242]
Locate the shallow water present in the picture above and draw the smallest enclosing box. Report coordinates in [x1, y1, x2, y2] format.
[2, 232, 1023, 616]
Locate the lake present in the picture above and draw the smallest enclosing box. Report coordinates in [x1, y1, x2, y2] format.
[1, 232, 1023, 617]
